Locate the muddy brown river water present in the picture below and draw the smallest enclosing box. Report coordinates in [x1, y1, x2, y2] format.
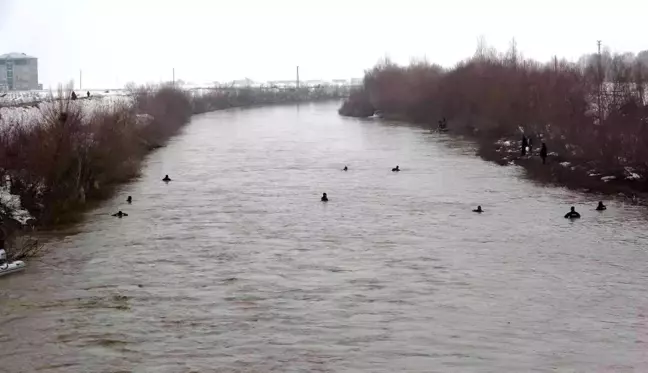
[2, 102, 648, 372]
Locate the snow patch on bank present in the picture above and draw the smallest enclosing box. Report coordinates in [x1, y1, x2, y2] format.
[495, 139, 512, 147]
[1, 96, 134, 130]
[624, 167, 642, 181]
[0, 90, 129, 106]
[0, 180, 32, 225]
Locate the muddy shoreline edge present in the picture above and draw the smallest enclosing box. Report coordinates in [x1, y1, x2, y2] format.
[365, 113, 647, 204]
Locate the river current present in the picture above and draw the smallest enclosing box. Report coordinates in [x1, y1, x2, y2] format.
[2, 102, 648, 372]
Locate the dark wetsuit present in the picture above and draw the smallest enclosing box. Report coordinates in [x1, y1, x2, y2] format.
[564, 210, 581, 219]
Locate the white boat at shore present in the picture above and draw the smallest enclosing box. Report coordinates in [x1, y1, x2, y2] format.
[0, 261, 26, 277]
[0, 249, 26, 277]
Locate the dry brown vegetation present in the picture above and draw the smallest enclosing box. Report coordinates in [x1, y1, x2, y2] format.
[339, 40, 648, 192]
[0, 86, 189, 226]
[0, 84, 346, 229]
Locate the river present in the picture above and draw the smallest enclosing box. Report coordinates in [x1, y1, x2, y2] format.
[2, 102, 648, 372]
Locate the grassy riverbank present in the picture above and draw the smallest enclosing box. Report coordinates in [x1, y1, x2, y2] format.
[339, 42, 648, 200]
[0, 85, 346, 236]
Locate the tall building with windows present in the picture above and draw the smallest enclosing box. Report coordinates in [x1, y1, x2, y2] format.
[0, 52, 40, 91]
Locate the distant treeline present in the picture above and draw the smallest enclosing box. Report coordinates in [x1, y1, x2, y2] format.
[339, 40, 648, 188]
[189, 85, 348, 113]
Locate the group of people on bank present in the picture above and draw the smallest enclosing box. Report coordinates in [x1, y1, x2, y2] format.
[521, 135, 548, 164]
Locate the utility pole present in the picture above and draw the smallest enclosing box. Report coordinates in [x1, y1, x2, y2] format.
[597, 40, 602, 55]
[554, 56, 558, 72]
[79, 69, 82, 90]
[597, 40, 602, 80]
[172, 68, 175, 87]
[296, 66, 300, 89]
[597, 40, 603, 123]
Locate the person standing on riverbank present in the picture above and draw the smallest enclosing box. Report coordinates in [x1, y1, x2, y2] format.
[528, 137, 533, 154]
[521, 135, 528, 156]
[540, 143, 548, 164]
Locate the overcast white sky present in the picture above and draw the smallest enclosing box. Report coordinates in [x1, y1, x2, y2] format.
[0, 0, 646, 89]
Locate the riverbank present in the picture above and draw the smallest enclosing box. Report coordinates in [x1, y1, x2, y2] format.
[0, 85, 347, 241]
[338, 44, 648, 202]
[475, 134, 645, 202]
[351, 113, 648, 204]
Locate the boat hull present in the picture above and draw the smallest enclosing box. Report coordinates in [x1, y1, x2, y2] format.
[0, 261, 26, 277]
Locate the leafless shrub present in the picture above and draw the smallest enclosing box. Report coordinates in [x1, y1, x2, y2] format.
[340, 40, 648, 177]
[6, 235, 46, 261]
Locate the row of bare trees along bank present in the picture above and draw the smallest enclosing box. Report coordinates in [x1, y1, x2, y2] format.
[0, 85, 346, 232]
[339, 41, 648, 197]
